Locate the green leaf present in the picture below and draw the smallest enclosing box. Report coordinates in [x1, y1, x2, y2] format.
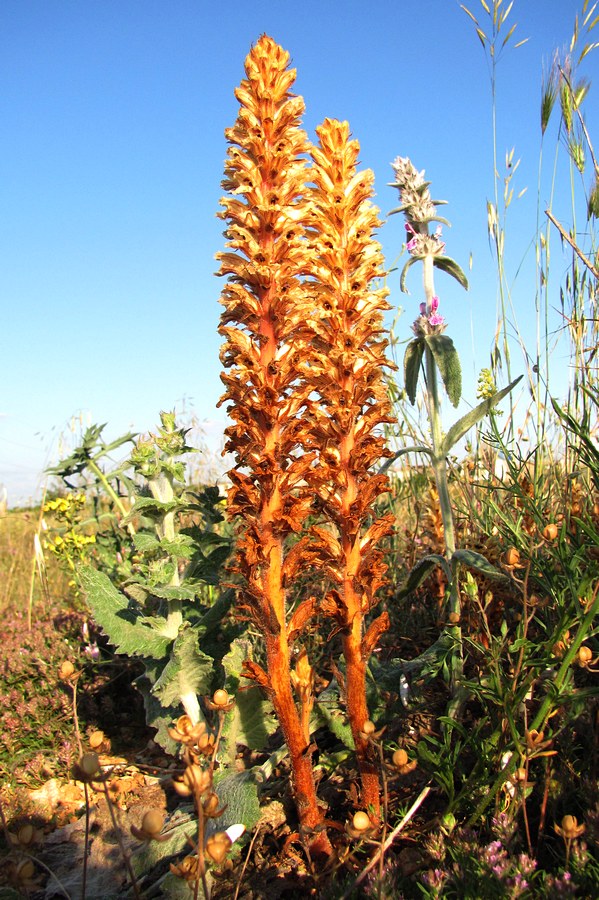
[432, 255, 469, 290]
[133, 532, 160, 553]
[123, 495, 181, 522]
[441, 375, 523, 455]
[150, 584, 199, 602]
[313, 694, 355, 750]
[396, 554, 451, 601]
[78, 565, 171, 658]
[152, 624, 214, 708]
[425, 335, 462, 407]
[404, 338, 425, 405]
[135, 661, 185, 755]
[451, 549, 507, 579]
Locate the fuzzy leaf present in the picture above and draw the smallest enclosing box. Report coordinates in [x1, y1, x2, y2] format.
[152, 625, 214, 709]
[396, 554, 451, 601]
[78, 565, 171, 658]
[425, 334, 462, 407]
[404, 338, 425, 405]
[441, 376, 523, 456]
[313, 688, 354, 750]
[433, 255, 469, 289]
[149, 584, 199, 602]
[211, 770, 261, 835]
[221, 638, 277, 759]
[451, 549, 507, 579]
[399, 255, 422, 293]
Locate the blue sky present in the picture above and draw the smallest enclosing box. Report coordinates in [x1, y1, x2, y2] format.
[2, 0, 597, 505]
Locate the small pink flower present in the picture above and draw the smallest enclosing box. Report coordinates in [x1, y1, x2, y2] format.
[405, 222, 418, 253]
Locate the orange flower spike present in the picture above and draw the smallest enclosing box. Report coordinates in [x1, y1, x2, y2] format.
[216, 36, 330, 857]
[305, 118, 395, 819]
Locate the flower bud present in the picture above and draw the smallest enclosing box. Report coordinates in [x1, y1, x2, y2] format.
[543, 523, 558, 541]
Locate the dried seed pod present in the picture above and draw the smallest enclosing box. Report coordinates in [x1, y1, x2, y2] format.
[543, 523, 558, 541]
[142, 809, 165, 836]
[555, 814, 585, 840]
[58, 660, 76, 681]
[74, 752, 101, 781]
[392, 749, 409, 768]
[352, 811, 372, 833]
[504, 547, 522, 568]
[205, 831, 233, 864]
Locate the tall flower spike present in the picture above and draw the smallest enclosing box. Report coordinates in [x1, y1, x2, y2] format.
[305, 118, 395, 819]
[216, 36, 330, 855]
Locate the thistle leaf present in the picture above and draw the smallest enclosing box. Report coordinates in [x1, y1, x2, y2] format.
[78, 564, 171, 658]
[152, 624, 214, 708]
[425, 334, 462, 407]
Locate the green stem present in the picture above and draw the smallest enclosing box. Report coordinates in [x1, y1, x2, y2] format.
[422, 256, 462, 691]
[468, 585, 599, 826]
[149, 472, 183, 637]
[87, 458, 135, 535]
[530, 585, 599, 735]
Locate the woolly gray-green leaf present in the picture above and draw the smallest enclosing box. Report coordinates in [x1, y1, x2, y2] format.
[211, 770, 261, 834]
[451, 549, 507, 579]
[135, 660, 185, 755]
[433, 255, 469, 290]
[396, 554, 451, 601]
[221, 638, 277, 760]
[425, 334, 462, 407]
[399, 255, 422, 293]
[404, 338, 425, 405]
[78, 565, 171, 658]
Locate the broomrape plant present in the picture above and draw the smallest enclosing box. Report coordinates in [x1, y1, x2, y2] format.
[217, 37, 397, 844]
